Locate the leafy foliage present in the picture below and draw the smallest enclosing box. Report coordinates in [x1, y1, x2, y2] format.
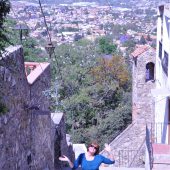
[51, 38, 132, 148]
[97, 37, 117, 54]
[3, 19, 46, 62]
[0, 100, 8, 115]
[91, 56, 129, 86]
[0, 0, 10, 52]
[0, 89, 8, 115]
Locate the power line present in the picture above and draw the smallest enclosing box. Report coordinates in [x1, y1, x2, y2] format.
[10, 4, 46, 73]
[38, 0, 52, 44]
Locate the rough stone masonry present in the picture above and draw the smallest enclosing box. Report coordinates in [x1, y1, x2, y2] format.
[0, 46, 74, 170]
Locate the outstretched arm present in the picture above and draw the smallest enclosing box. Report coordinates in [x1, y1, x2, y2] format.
[104, 143, 114, 162]
[59, 155, 74, 168]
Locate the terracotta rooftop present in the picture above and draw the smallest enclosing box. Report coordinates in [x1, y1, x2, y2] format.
[131, 45, 149, 58]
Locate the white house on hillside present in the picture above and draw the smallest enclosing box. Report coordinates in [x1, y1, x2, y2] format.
[152, 3, 170, 144]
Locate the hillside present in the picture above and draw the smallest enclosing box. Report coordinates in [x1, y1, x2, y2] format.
[11, 0, 160, 8]
[11, 0, 103, 4]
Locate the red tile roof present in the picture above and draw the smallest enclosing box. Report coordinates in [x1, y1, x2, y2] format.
[131, 45, 149, 58]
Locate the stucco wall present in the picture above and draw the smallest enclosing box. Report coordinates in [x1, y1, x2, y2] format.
[154, 5, 170, 144]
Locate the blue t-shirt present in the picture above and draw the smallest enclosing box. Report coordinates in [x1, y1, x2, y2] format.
[72, 153, 115, 170]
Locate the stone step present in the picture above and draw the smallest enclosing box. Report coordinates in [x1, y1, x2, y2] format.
[152, 164, 170, 170]
[152, 143, 170, 170]
[63, 167, 145, 170]
[100, 167, 145, 170]
[154, 154, 170, 163]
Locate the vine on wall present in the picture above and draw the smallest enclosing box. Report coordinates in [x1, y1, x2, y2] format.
[0, 97, 9, 116]
[0, 99, 8, 115]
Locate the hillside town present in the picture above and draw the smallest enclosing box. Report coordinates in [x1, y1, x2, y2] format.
[2, 0, 170, 170]
[10, 1, 157, 47]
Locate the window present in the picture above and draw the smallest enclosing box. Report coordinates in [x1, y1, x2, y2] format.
[159, 42, 162, 59]
[146, 62, 154, 82]
[162, 51, 168, 76]
[158, 5, 164, 18]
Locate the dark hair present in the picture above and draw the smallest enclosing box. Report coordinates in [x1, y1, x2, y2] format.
[87, 141, 100, 155]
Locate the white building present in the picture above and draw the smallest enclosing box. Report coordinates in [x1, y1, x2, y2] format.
[152, 3, 170, 144]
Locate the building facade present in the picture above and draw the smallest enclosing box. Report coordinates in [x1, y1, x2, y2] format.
[152, 3, 170, 144]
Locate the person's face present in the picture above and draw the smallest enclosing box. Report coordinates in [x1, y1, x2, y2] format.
[88, 144, 98, 155]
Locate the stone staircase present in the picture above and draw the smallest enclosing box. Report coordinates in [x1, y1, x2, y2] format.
[152, 155, 170, 170]
[152, 144, 170, 170]
[101, 122, 146, 168]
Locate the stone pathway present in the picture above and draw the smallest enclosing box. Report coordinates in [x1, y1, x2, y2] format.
[152, 144, 170, 170]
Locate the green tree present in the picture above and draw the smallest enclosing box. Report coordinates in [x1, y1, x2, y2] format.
[0, 0, 10, 53]
[91, 55, 130, 86]
[3, 18, 46, 62]
[97, 37, 117, 54]
[50, 40, 132, 145]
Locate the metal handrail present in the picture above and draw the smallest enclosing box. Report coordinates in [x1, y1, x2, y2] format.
[151, 122, 169, 144]
[146, 125, 154, 170]
[118, 137, 146, 167]
[129, 136, 146, 167]
[118, 149, 137, 167]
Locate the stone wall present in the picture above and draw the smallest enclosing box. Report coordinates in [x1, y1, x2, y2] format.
[0, 46, 31, 169]
[0, 46, 73, 170]
[51, 112, 75, 170]
[26, 62, 53, 170]
[132, 47, 156, 124]
[101, 46, 156, 168]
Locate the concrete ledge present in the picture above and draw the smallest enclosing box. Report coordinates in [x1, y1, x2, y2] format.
[51, 112, 63, 125]
[73, 144, 87, 159]
[1, 45, 22, 58]
[25, 62, 50, 84]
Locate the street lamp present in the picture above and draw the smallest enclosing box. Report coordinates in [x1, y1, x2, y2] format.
[13, 24, 29, 44]
[45, 43, 55, 58]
